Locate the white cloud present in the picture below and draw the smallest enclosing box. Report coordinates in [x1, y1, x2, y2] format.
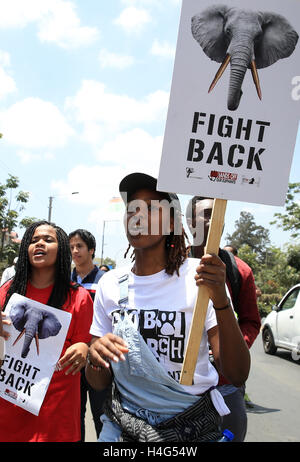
[0, 68, 17, 100]
[52, 164, 121, 207]
[65, 80, 169, 142]
[0, 0, 47, 28]
[37, 0, 99, 49]
[98, 49, 134, 69]
[51, 129, 163, 223]
[17, 150, 55, 164]
[0, 97, 74, 149]
[0, 50, 17, 99]
[95, 128, 163, 171]
[0, 51, 12, 68]
[0, 0, 99, 48]
[114, 7, 152, 34]
[120, 0, 177, 7]
[150, 39, 176, 59]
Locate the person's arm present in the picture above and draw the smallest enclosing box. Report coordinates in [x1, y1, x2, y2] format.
[235, 261, 261, 347]
[85, 334, 129, 391]
[58, 288, 93, 375]
[195, 253, 250, 387]
[57, 342, 89, 375]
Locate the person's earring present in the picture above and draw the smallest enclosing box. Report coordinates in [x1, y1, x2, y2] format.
[166, 232, 175, 249]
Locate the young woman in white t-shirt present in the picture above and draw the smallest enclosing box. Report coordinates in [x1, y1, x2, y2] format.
[86, 172, 250, 442]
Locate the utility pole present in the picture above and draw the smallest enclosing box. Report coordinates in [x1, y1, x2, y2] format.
[100, 220, 106, 265]
[48, 196, 54, 222]
[100, 219, 120, 265]
[48, 192, 79, 222]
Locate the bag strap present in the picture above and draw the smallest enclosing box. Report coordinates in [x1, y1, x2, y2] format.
[118, 274, 129, 307]
[219, 249, 241, 313]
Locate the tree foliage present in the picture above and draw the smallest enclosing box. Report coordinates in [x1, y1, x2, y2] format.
[271, 182, 300, 239]
[0, 175, 35, 261]
[225, 210, 300, 318]
[102, 257, 116, 269]
[225, 211, 270, 262]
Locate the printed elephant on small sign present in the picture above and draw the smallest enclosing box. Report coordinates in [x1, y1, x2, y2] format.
[10, 302, 62, 358]
[191, 5, 299, 110]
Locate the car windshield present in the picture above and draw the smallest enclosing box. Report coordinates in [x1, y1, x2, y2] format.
[281, 288, 300, 311]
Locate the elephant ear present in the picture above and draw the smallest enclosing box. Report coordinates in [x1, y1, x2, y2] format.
[38, 311, 62, 339]
[191, 5, 230, 63]
[10, 303, 27, 332]
[255, 12, 299, 69]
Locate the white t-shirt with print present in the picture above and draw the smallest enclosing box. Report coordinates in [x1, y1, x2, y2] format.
[90, 257, 219, 395]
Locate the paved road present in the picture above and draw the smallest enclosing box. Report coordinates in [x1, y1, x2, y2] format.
[245, 335, 300, 442]
[84, 335, 300, 442]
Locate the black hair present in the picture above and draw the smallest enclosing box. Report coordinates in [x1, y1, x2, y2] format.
[69, 229, 96, 259]
[224, 245, 238, 256]
[99, 264, 110, 271]
[3, 220, 77, 310]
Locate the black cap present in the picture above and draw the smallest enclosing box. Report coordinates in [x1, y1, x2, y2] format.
[119, 172, 181, 212]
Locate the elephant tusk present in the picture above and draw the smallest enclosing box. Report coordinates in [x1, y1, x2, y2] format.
[208, 54, 231, 93]
[35, 333, 40, 355]
[13, 328, 26, 346]
[251, 60, 262, 100]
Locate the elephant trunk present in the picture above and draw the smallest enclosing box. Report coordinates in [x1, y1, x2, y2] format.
[227, 42, 252, 111]
[21, 325, 38, 358]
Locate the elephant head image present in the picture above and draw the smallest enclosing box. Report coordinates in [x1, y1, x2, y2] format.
[10, 302, 62, 358]
[191, 5, 299, 110]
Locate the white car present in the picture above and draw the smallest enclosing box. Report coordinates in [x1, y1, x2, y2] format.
[262, 284, 300, 358]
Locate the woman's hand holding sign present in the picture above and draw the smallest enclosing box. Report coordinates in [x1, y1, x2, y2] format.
[194, 253, 228, 308]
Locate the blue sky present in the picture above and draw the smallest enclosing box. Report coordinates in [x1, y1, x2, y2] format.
[0, 0, 299, 265]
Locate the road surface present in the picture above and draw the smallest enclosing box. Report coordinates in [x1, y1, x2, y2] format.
[245, 335, 300, 442]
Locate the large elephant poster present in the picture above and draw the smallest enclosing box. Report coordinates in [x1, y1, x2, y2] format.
[0, 293, 71, 416]
[158, 0, 300, 205]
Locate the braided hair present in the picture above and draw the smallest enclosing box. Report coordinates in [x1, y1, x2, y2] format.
[3, 220, 77, 310]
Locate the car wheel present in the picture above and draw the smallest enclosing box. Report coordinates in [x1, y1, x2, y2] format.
[262, 327, 277, 355]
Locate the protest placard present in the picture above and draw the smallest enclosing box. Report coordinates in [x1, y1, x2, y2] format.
[157, 0, 300, 384]
[158, 0, 300, 206]
[0, 293, 71, 416]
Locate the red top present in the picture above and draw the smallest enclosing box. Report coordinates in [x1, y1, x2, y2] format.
[0, 282, 93, 442]
[219, 256, 261, 386]
[230, 256, 261, 348]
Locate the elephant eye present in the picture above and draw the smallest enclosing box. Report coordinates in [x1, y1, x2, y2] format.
[224, 27, 232, 39]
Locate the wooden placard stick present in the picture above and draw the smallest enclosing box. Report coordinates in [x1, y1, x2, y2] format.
[180, 198, 227, 385]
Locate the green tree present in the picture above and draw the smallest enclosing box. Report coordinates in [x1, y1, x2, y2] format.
[19, 216, 39, 229]
[235, 243, 259, 274]
[225, 211, 270, 262]
[0, 175, 30, 259]
[102, 257, 116, 269]
[271, 182, 300, 239]
[248, 245, 300, 318]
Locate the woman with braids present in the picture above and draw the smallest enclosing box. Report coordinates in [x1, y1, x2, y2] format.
[0, 221, 93, 442]
[86, 173, 250, 442]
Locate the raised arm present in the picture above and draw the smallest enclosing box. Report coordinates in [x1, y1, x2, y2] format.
[195, 253, 250, 386]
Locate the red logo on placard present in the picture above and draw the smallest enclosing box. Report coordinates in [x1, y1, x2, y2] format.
[208, 171, 237, 183]
[5, 389, 17, 400]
